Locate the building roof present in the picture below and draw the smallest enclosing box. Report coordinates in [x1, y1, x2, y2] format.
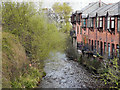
[72, 1, 120, 18]
[89, 1, 120, 17]
[105, 1, 120, 16]
[89, 4, 108, 17]
[81, 2, 106, 18]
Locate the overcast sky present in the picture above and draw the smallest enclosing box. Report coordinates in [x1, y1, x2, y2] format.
[41, 0, 120, 11]
[8, 0, 120, 12]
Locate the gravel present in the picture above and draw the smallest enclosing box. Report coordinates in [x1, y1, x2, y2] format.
[38, 52, 105, 88]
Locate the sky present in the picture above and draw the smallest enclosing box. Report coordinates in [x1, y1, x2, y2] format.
[4, 0, 120, 12]
[41, 0, 120, 12]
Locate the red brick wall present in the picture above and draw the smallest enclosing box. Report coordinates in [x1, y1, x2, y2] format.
[74, 15, 119, 57]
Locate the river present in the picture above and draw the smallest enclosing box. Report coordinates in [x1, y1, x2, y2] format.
[38, 52, 105, 88]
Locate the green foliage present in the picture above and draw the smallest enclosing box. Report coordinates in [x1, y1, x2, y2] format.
[100, 58, 120, 88]
[29, 14, 66, 63]
[2, 2, 66, 62]
[11, 66, 44, 88]
[81, 57, 101, 73]
[60, 22, 72, 33]
[65, 36, 78, 60]
[52, 2, 72, 33]
[52, 2, 72, 20]
[2, 2, 66, 88]
[2, 2, 36, 59]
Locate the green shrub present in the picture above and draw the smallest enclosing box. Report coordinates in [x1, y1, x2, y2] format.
[100, 58, 120, 88]
[65, 36, 79, 60]
[11, 66, 44, 88]
[78, 54, 102, 74]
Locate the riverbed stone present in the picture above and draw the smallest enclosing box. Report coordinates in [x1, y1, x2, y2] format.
[39, 52, 105, 88]
[61, 79, 67, 83]
[70, 72, 74, 75]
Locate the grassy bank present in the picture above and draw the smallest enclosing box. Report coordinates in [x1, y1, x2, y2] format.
[2, 32, 46, 88]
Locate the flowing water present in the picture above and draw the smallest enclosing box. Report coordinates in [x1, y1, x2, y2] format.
[39, 52, 104, 88]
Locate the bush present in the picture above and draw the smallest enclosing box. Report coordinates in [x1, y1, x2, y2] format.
[65, 36, 79, 60]
[100, 58, 120, 88]
[77, 54, 102, 74]
[11, 66, 44, 88]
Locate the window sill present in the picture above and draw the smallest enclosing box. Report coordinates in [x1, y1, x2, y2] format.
[107, 29, 115, 34]
[89, 27, 94, 31]
[98, 28, 103, 32]
[82, 26, 86, 28]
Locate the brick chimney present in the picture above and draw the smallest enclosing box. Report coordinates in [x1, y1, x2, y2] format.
[99, 0, 101, 7]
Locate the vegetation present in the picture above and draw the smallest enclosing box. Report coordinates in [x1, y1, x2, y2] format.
[11, 66, 45, 88]
[76, 51, 120, 88]
[65, 36, 78, 60]
[52, 2, 72, 33]
[65, 37, 120, 88]
[99, 58, 120, 88]
[2, 32, 29, 87]
[2, 2, 66, 88]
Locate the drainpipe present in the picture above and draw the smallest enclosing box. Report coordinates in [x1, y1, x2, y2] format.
[118, 23, 120, 66]
[118, 2, 120, 64]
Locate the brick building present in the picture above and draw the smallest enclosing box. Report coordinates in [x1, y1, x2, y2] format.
[70, 1, 120, 59]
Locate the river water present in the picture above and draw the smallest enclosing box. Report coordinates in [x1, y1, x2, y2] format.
[39, 52, 105, 88]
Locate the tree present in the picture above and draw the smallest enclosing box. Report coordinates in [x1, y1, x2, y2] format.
[52, 2, 72, 33]
[2, 1, 66, 64]
[2, 2, 66, 88]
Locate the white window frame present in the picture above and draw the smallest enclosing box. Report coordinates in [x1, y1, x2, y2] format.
[111, 17, 115, 29]
[99, 17, 103, 28]
[118, 17, 120, 32]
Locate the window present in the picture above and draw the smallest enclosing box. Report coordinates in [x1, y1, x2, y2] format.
[92, 40, 93, 51]
[77, 14, 80, 22]
[99, 17, 103, 28]
[90, 18, 94, 27]
[97, 41, 99, 46]
[95, 40, 96, 49]
[96, 17, 99, 28]
[87, 18, 93, 28]
[97, 41, 99, 52]
[108, 43, 110, 57]
[104, 42, 107, 53]
[96, 17, 103, 29]
[92, 18, 94, 27]
[80, 27, 82, 34]
[89, 39, 91, 45]
[116, 44, 119, 57]
[100, 41, 103, 55]
[117, 17, 120, 32]
[74, 16, 76, 21]
[82, 19, 86, 27]
[87, 18, 90, 28]
[112, 44, 115, 57]
[107, 16, 115, 31]
[77, 26, 79, 34]
[111, 17, 115, 29]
